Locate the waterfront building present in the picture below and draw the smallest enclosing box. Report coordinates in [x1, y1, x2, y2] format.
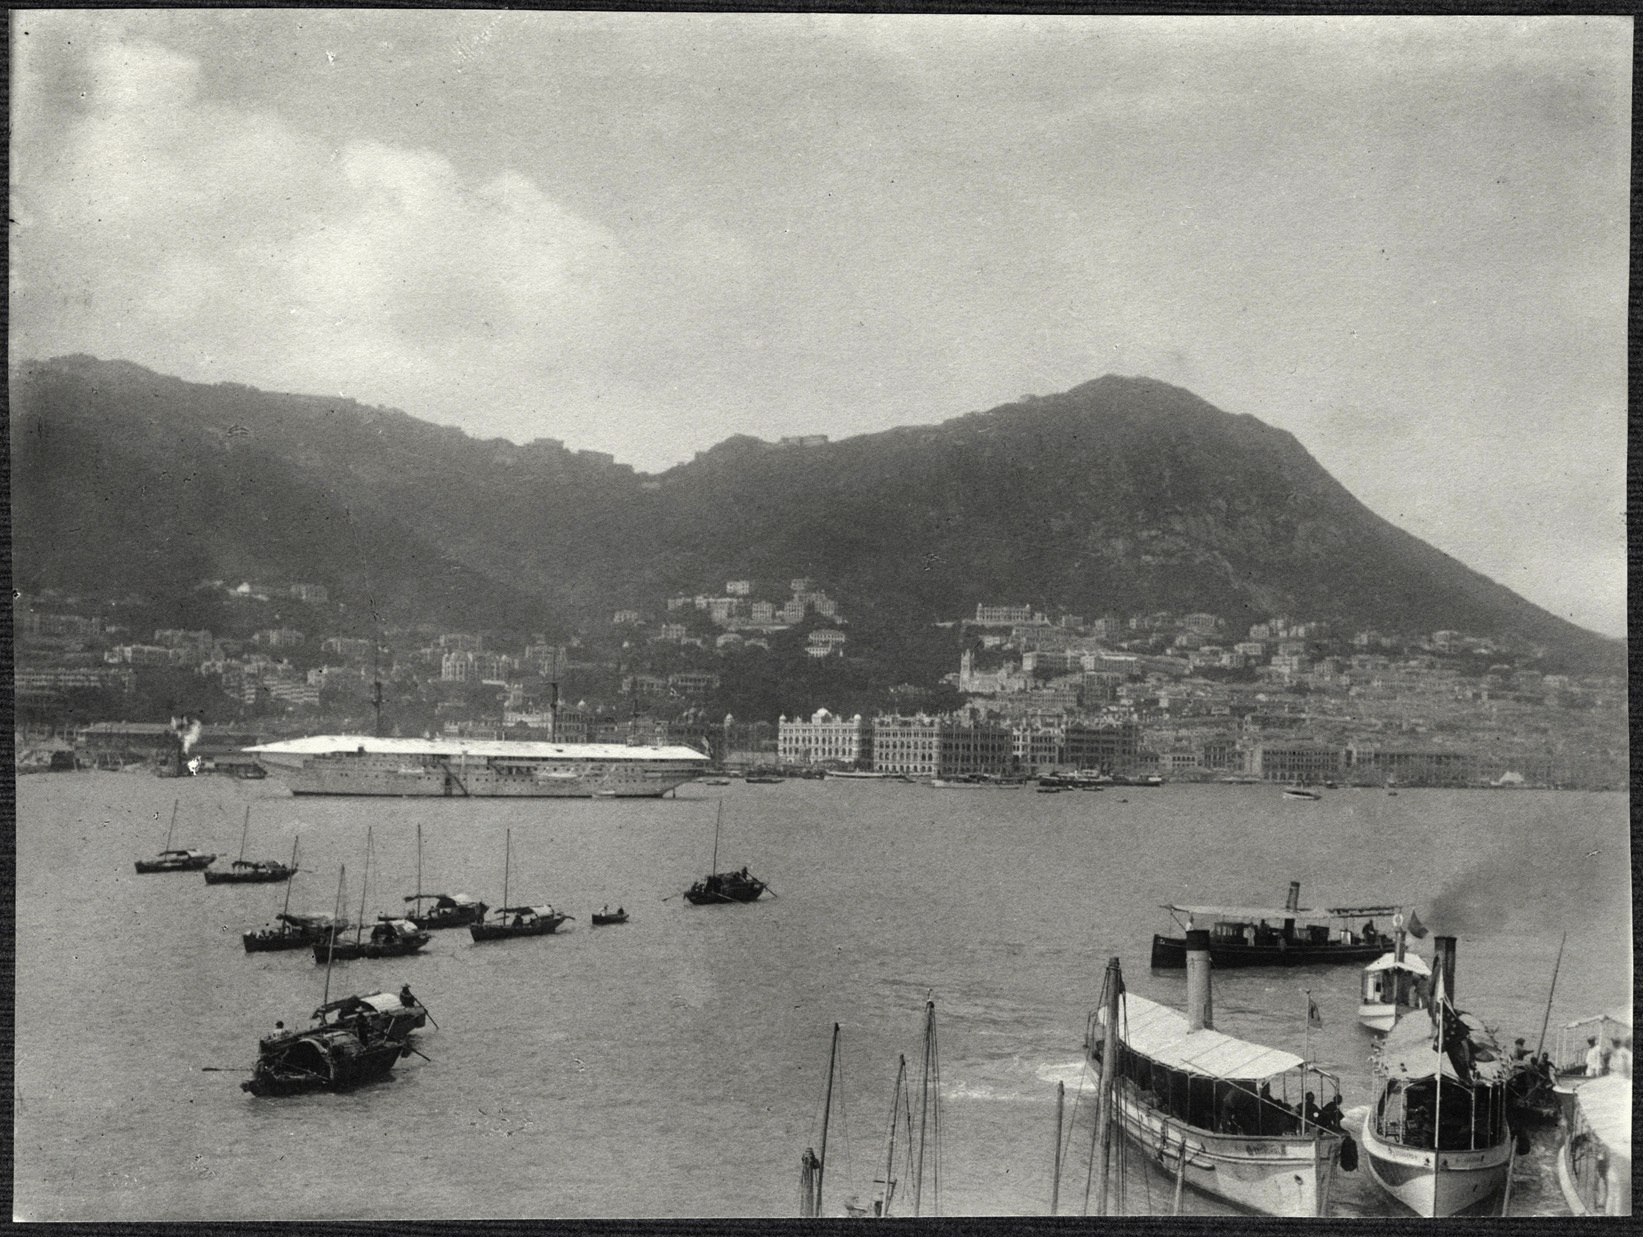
[871, 714, 943, 777]
[1062, 719, 1141, 772]
[778, 708, 872, 768]
[975, 603, 1035, 626]
[1251, 741, 1345, 783]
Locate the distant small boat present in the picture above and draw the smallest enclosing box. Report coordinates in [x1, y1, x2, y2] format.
[204, 806, 295, 884]
[1283, 786, 1322, 801]
[744, 775, 785, 785]
[591, 907, 629, 926]
[700, 777, 732, 786]
[685, 802, 768, 905]
[1151, 882, 1399, 969]
[468, 829, 571, 942]
[402, 824, 486, 928]
[134, 799, 216, 873]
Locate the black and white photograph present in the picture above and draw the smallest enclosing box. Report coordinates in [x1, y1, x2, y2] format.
[9, 11, 1630, 1221]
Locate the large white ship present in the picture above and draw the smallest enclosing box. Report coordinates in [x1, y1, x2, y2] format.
[244, 735, 709, 798]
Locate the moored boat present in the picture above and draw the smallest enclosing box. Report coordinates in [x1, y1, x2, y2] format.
[684, 802, 769, 904]
[1083, 934, 1348, 1217]
[1357, 911, 1432, 1032]
[1283, 785, 1322, 801]
[1359, 936, 1515, 1217]
[243, 734, 709, 797]
[241, 1026, 409, 1097]
[401, 822, 487, 928]
[1556, 1072, 1632, 1215]
[244, 911, 349, 953]
[1151, 882, 1400, 969]
[134, 799, 216, 873]
[203, 806, 293, 884]
[467, 829, 572, 941]
[316, 916, 431, 962]
[591, 906, 629, 926]
[405, 892, 486, 929]
[310, 988, 427, 1041]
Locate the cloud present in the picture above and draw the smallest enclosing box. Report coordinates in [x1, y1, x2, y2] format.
[14, 37, 634, 427]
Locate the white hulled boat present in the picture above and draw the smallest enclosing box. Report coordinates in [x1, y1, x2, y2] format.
[1360, 936, 1513, 1216]
[1556, 1072, 1632, 1215]
[1083, 932, 1346, 1217]
[1358, 912, 1432, 1032]
[245, 734, 708, 798]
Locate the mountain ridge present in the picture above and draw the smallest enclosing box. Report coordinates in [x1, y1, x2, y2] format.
[9, 355, 1621, 669]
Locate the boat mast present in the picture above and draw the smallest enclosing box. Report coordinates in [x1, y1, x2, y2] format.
[1533, 931, 1568, 1059]
[1050, 1079, 1065, 1216]
[878, 1054, 907, 1217]
[322, 864, 345, 1007]
[1089, 956, 1122, 1217]
[354, 827, 373, 945]
[164, 798, 179, 850]
[236, 805, 251, 863]
[710, 800, 723, 875]
[914, 999, 940, 1216]
[416, 822, 424, 900]
[502, 828, 511, 911]
[817, 1022, 840, 1216]
[277, 836, 300, 922]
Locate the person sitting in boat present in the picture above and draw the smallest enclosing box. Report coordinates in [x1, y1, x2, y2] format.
[1319, 1095, 1344, 1132]
[513, 911, 527, 927]
[1512, 1037, 1531, 1061]
[1362, 918, 1377, 943]
[1302, 1091, 1321, 1129]
[399, 984, 418, 1010]
[1243, 923, 1257, 945]
[601, 904, 610, 916]
[616, 906, 624, 916]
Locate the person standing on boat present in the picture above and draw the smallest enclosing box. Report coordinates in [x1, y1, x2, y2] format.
[1585, 1035, 1607, 1076]
[1611, 1036, 1631, 1078]
[1513, 1037, 1531, 1061]
[400, 984, 418, 1009]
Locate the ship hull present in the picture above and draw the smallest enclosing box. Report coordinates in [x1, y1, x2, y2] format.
[1108, 1079, 1340, 1217]
[1359, 1120, 1511, 1217]
[246, 736, 709, 799]
[1151, 934, 1384, 969]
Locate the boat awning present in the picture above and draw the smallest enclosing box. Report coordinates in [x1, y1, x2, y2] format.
[1325, 905, 1403, 917]
[1168, 903, 1327, 923]
[1564, 1007, 1634, 1031]
[1375, 1009, 1511, 1083]
[1574, 1075, 1633, 1168]
[1101, 994, 1304, 1081]
[1364, 951, 1432, 976]
[499, 905, 554, 917]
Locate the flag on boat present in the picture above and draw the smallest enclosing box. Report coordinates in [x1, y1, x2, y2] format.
[1307, 994, 1324, 1029]
[1403, 909, 1428, 939]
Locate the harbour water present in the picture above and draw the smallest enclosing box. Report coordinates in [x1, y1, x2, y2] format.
[13, 772, 1630, 1220]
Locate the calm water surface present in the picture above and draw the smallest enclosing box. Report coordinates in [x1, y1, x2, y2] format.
[13, 773, 1630, 1220]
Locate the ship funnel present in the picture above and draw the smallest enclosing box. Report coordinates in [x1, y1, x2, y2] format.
[1285, 881, 1301, 913]
[1432, 935, 1457, 1010]
[1185, 928, 1214, 1031]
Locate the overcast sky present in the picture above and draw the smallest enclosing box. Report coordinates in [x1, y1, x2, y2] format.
[11, 13, 1630, 637]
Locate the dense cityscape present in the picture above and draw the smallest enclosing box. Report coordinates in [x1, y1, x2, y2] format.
[16, 573, 1625, 788]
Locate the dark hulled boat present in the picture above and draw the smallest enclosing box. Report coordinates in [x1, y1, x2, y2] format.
[135, 848, 216, 874]
[205, 858, 295, 884]
[469, 904, 571, 941]
[315, 917, 431, 962]
[203, 807, 293, 883]
[310, 989, 427, 1041]
[134, 799, 216, 873]
[591, 908, 629, 926]
[241, 1026, 408, 1097]
[467, 829, 571, 942]
[244, 911, 350, 953]
[685, 869, 767, 904]
[1150, 882, 1399, 969]
[405, 891, 487, 929]
[684, 802, 768, 905]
